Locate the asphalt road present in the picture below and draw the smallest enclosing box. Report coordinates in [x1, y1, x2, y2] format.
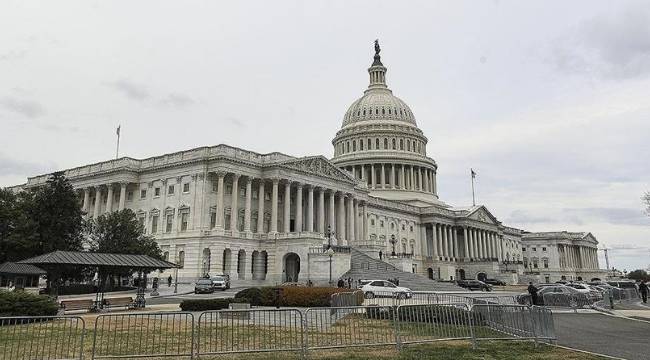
[553, 313, 650, 360]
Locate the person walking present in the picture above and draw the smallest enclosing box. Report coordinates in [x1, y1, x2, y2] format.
[639, 280, 649, 304]
[379, 250, 383, 260]
[528, 282, 539, 305]
[167, 275, 173, 287]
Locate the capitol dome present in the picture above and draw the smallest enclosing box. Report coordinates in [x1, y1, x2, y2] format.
[331, 41, 442, 207]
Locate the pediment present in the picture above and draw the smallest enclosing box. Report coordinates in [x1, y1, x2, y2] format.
[277, 156, 356, 183]
[467, 206, 500, 225]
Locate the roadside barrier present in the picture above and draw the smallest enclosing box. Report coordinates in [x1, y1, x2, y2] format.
[196, 308, 304, 357]
[0, 303, 556, 359]
[91, 312, 194, 359]
[0, 316, 85, 360]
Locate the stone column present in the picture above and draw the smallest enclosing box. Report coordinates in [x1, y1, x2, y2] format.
[391, 164, 396, 189]
[353, 199, 360, 240]
[307, 186, 314, 232]
[118, 183, 127, 211]
[418, 168, 423, 191]
[270, 178, 279, 233]
[488, 232, 494, 259]
[400, 165, 406, 189]
[423, 170, 429, 193]
[244, 177, 253, 233]
[441, 224, 448, 260]
[256, 180, 265, 233]
[216, 172, 226, 229]
[348, 196, 355, 243]
[362, 202, 368, 242]
[361, 164, 366, 182]
[317, 188, 325, 233]
[410, 166, 415, 190]
[469, 228, 476, 259]
[295, 183, 303, 232]
[283, 181, 291, 233]
[370, 164, 376, 189]
[431, 223, 438, 259]
[230, 174, 240, 232]
[105, 184, 114, 213]
[463, 227, 469, 261]
[380, 164, 386, 189]
[328, 190, 336, 237]
[447, 226, 454, 259]
[337, 193, 346, 245]
[452, 227, 459, 261]
[93, 187, 101, 219]
[82, 188, 90, 215]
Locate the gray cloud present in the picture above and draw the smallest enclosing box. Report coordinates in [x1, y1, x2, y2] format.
[562, 207, 649, 226]
[159, 93, 194, 108]
[505, 210, 553, 224]
[550, 4, 650, 78]
[0, 96, 45, 118]
[108, 80, 150, 101]
[0, 154, 54, 177]
[226, 117, 246, 128]
[0, 50, 27, 61]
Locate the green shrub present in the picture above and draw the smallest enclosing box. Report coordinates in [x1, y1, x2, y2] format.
[0, 290, 59, 316]
[365, 305, 471, 324]
[234, 288, 264, 305]
[234, 286, 354, 307]
[179, 298, 233, 311]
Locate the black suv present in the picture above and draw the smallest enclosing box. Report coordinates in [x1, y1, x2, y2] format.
[457, 279, 493, 291]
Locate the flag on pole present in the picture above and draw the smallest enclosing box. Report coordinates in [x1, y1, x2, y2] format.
[116, 125, 121, 136]
[471, 168, 477, 178]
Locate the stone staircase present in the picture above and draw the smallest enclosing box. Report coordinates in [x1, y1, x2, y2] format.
[341, 248, 463, 291]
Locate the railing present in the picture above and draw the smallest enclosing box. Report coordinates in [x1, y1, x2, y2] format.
[596, 288, 640, 309]
[0, 303, 555, 359]
[308, 245, 351, 254]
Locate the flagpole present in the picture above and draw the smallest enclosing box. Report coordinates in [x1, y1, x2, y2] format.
[471, 169, 476, 206]
[115, 125, 121, 159]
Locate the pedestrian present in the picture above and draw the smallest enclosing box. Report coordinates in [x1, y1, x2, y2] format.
[395, 278, 399, 286]
[347, 277, 352, 288]
[337, 278, 345, 288]
[167, 275, 173, 287]
[379, 250, 383, 260]
[639, 280, 649, 304]
[528, 282, 539, 305]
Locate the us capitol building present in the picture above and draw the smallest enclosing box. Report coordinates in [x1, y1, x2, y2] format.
[11, 43, 606, 286]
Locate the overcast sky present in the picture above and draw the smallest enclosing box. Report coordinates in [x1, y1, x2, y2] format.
[1, 0, 649, 271]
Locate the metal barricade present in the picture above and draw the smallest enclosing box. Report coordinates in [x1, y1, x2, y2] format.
[395, 304, 474, 347]
[471, 304, 537, 341]
[331, 290, 363, 307]
[304, 305, 396, 350]
[530, 306, 555, 342]
[0, 316, 85, 360]
[91, 312, 194, 359]
[196, 308, 303, 357]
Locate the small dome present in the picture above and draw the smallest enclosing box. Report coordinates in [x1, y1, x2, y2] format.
[343, 89, 416, 127]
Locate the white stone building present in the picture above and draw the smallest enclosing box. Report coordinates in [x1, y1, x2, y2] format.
[9, 45, 606, 285]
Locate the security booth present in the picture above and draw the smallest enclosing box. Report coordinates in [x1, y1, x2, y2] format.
[19, 250, 178, 310]
[0, 262, 46, 293]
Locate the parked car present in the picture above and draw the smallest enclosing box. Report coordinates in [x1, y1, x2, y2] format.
[361, 280, 412, 299]
[483, 279, 506, 286]
[194, 279, 216, 294]
[357, 279, 372, 288]
[457, 280, 492, 292]
[210, 275, 230, 291]
[607, 281, 637, 290]
[566, 283, 602, 300]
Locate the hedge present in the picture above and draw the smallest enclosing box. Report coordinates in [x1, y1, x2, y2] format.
[0, 290, 59, 317]
[234, 287, 357, 307]
[179, 298, 233, 311]
[366, 304, 471, 324]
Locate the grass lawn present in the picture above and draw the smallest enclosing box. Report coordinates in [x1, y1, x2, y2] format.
[204, 341, 608, 360]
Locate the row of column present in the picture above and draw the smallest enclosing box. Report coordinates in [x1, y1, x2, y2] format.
[428, 223, 503, 262]
[81, 183, 128, 219]
[560, 244, 598, 269]
[214, 172, 368, 244]
[343, 163, 436, 194]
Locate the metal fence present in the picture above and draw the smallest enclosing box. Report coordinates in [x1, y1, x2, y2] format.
[91, 312, 194, 359]
[540, 293, 593, 310]
[362, 291, 517, 308]
[196, 308, 304, 356]
[0, 303, 556, 359]
[0, 316, 85, 360]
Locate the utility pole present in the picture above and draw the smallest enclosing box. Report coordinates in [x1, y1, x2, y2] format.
[600, 246, 611, 278]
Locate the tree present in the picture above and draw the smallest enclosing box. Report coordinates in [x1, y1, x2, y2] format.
[87, 209, 163, 289]
[0, 172, 84, 262]
[644, 192, 650, 217]
[627, 269, 650, 282]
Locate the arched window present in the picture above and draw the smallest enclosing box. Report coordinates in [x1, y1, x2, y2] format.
[376, 138, 380, 149]
[367, 138, 371, 149]
[347, 141, 350, 152]
[352, 140, 356, 151]
[407, 140, 411, 151]
[399, 139, 403, 150]
[363, 109, 366, 115]
[382, 108, 385, 115]
[384, 138, 388, 149]
[375, 108, 379, 115]
[359, 140, 363, 150]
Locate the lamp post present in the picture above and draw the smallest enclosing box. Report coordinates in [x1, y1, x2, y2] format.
[326, 247, 335, 286]
[390, 234, 396, 257]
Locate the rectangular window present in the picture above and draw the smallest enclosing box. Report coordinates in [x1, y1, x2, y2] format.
[168, 185, 175, 195]
[177, 251, 185, 268]
[165, 214, 173, 233]
[183, 183, 190, 193]
[239, 187, 245, 197]
[151, 215, 159, 233]
[252, 190, 258, 199]
[522, 247, 526, 252]
[127, 191, 133, 201]
[154, 187, 161, 197]
[532, 247, 537, 252]
[180, 213, 188, 231]
[226, 184, 232, 193]
[212, 182, 218, 192]
[163, 251, 169, 261]
[264, 192, 271, 201]
[542, 247, 547, 252]
[140, 189, 147, 199]
[543, 259, 549, 268]
[210, 212, 216, 229]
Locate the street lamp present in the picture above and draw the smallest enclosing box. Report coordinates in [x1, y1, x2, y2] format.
[326, 247, 335, 286]
[390, 234, 396, 257]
